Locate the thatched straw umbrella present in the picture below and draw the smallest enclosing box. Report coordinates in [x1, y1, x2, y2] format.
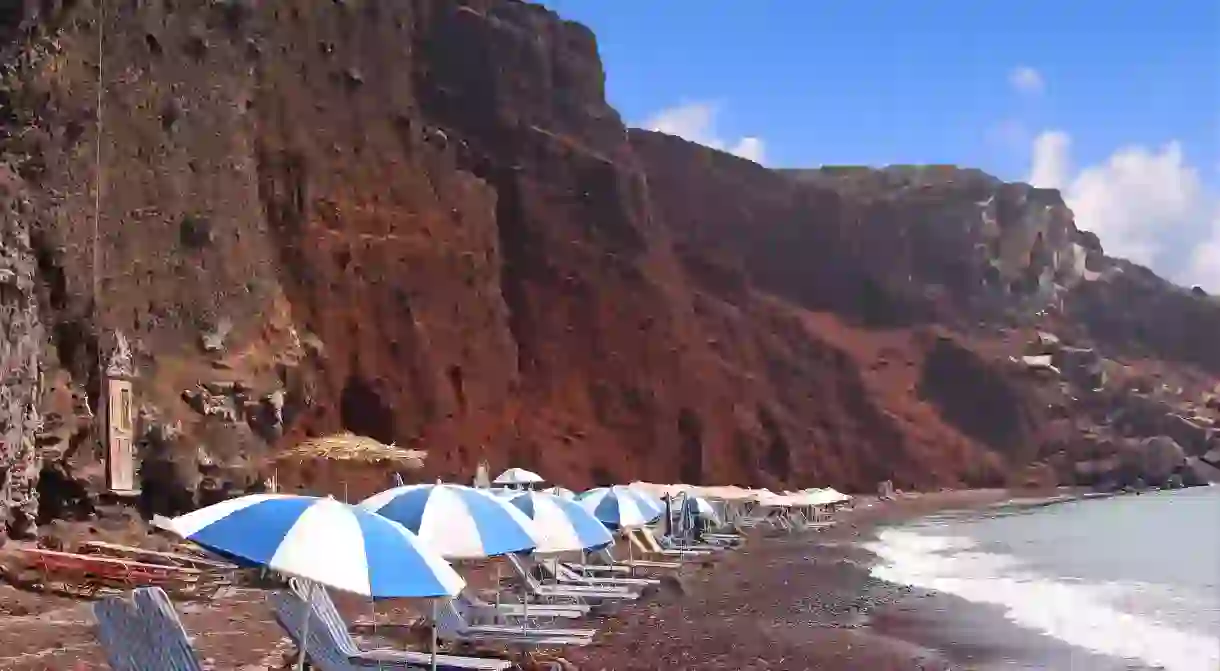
[266, 433, 427, 502]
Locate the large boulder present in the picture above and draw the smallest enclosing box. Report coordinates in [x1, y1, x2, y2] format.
[1119, 436, 1188, 487]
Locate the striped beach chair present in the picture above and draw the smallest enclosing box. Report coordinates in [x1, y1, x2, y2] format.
[291, 580, 514, 670]
[91, 587, 203, 671]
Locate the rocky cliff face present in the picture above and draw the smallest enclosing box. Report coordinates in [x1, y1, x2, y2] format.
[0, 0, 1216, 540]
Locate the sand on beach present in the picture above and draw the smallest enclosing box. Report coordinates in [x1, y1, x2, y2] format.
[0, 489, 1022, 670]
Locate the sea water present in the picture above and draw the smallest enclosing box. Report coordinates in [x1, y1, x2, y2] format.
[866, 487, 1220, 670]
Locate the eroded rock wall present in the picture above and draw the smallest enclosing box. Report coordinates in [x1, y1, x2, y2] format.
[0, 166, 44, 542]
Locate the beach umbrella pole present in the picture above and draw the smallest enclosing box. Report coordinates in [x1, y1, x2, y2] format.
[431, 598, 438, 671]
[296, 580, 312, 671]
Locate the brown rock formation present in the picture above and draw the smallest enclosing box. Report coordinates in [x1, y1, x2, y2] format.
[0, 0, 1217, 536]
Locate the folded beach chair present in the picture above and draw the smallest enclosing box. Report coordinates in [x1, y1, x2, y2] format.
[92, 587, 205, 671]
[537, 559, 659, 587]
[504, 553, 639, 601]
[435, 599, 594, 648]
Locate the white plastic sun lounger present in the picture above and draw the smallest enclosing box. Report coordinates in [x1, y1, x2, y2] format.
[594, 547, 682, 570]
[539, 560, 660, 587]
[460, 592, 589, 619]
[435, 600, 594, 648]
[271, 589, 510, 671]
[297, 584, 514, 670]
[504, 553, 640, 601]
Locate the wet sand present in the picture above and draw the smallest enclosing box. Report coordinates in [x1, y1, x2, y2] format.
[0, 489, 1094, 670]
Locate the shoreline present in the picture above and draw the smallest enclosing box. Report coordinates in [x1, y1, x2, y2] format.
[860, 491, 1153, 671]
[566, 488, 1021, 670]
[569, 487, 1150, 671]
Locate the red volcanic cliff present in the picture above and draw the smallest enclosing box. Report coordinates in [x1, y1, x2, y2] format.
[0, 0, 1216, 538]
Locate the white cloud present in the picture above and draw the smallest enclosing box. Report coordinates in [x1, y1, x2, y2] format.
[1027, 130, 1217, 289]
[1028, 130, 1071, 190]
[641, 102, 766, 164]
[1010, 66, 1045, 95]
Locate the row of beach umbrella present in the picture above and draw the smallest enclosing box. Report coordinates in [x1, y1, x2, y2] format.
[159, 467, 846, 671]
[163, 482, 673, 598]
[163, 481, 674, 670]
[162, 475, 845, 602]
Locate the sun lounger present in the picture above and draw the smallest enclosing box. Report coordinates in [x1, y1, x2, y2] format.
[625, 529, 700, 559]
[701, 532, 744, 546]
[91, 587, 205, 671]
[130, 588, 209, 670]
[503, 553, 639, 601]
[656, 535, 724, 552]
[560, 560, 633, 574]
[592, 548, 681, 571]
[93, 596, 154, 671]
[435, 599, 594, 647]
[270, 591, 428, 670]
[287, 583, 513, 670]
[538, 560, 659, 587]
[636, 528, 713, 556]
[461, 592, 589, 619]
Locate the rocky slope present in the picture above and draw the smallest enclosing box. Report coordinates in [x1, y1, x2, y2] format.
[0, 0, 1216, 540]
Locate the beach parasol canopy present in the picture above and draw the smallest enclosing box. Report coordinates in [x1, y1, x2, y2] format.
[493, 467, 544, 486]
[575, 485, 662, 529]
[269, 433, 427, 469]
[509, 491, 614, 553]
[359, 483, 539, 559]
[540, 486, 576, 500]
[162, 494, 464, 598]
[625, 486, 667, 519]
[267, 433, 427, 501]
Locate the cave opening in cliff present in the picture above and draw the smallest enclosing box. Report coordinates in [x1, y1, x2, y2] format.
[36, 464, 95, 524]
[51, 318, 101, 413]
[447, 365, 466, 413]
[138, 455, 197, 519]
[677, 408, 705, 485]
[757, 405, 792, 482]
[339, 374, 397, 445]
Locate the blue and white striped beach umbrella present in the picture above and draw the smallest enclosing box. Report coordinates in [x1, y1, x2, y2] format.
[628, 489, 667, 520]
[508, 491, 614, 553]
[575, 485, 662, 529]
[359, 483, 539, 559]
[164, 494, 465, 598]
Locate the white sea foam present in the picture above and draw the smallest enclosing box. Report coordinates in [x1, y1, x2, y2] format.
[865, 527, 1220, 671]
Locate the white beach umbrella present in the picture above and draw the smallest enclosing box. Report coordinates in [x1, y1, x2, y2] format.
[493, 468, 545, 486]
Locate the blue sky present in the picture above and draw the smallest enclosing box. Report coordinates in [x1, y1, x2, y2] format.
[541, 0, 1220, 288]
